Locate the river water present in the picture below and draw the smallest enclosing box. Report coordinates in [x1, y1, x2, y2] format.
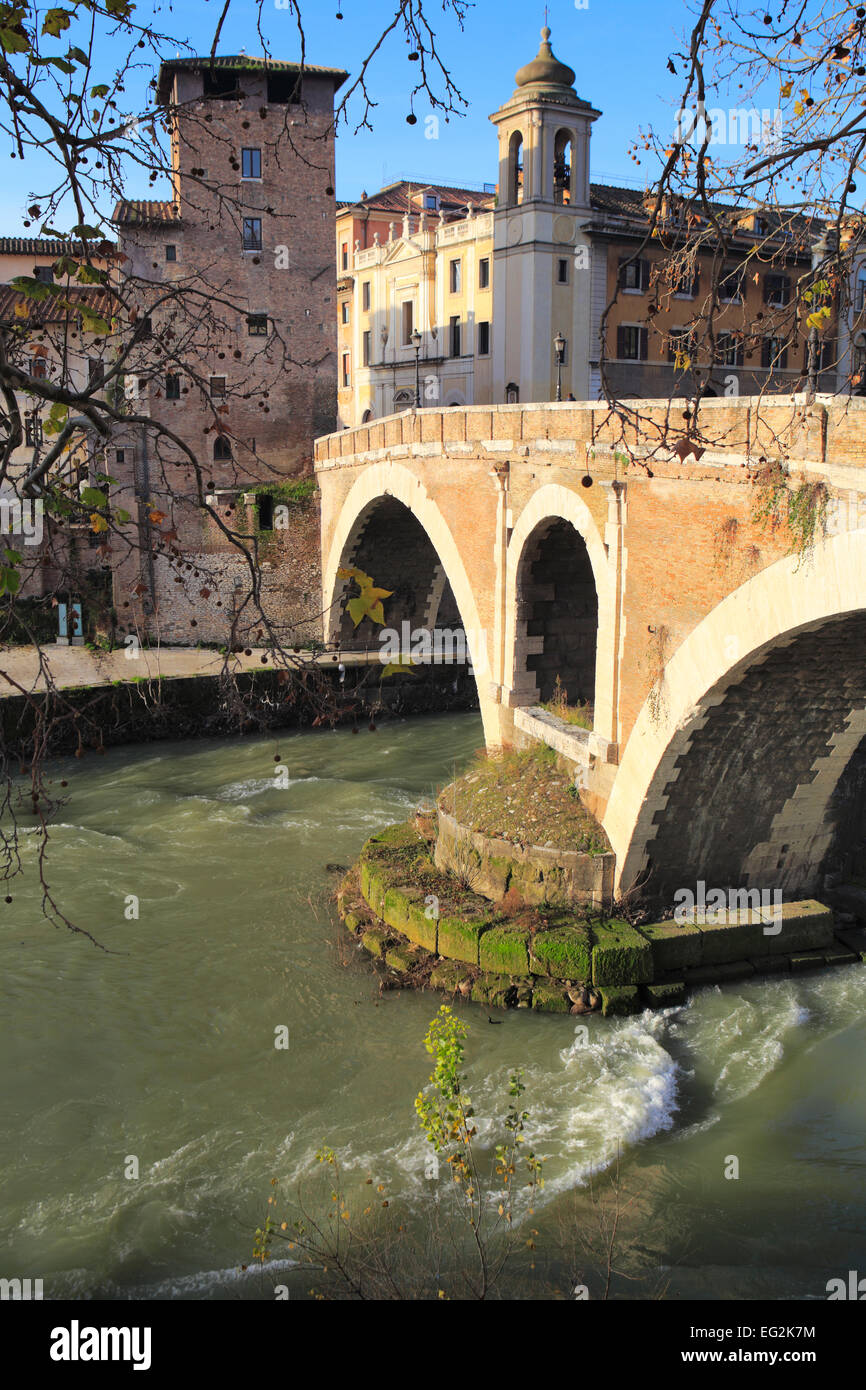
[1, 712, 864, 1300]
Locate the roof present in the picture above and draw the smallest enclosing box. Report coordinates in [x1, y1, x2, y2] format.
[156, 54, 349, 104]
[0, 237, 115, 256]
[588, 181, 821, 246]
[338, 180, 496, 218]
[0, 285, 115, 326]
[113, 199, 180, 226]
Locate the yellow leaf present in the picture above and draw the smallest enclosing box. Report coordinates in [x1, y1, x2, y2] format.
[780, 81, 792, 98]
[382, 660, 416, 679]
[90, 513, 108, 533]
[794, 101, 804, 116]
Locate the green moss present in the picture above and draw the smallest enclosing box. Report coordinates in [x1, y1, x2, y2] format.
[531, 981, 570, 1013]
[642, 981, 685, 1008]
[591, 919, 653, 986]
[598, 985, 642, 1017]
[430, 960, 470, 992]
[361, 928, 391, 958]
[438, 914, 492, 967]
[385, 943, 419, 973]
[479, 924, 531, 975]
[382, 885, 438, 952]
[789, 951, 828, 974]
[529, 922, 592, 980]
[639, 919, 702, 973]
[470, 973, 514, 1008]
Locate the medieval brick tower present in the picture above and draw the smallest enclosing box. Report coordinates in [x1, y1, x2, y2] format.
[112, 55, 347, 642]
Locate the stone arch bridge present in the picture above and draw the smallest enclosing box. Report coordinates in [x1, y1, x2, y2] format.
[314, 396, 866, 906]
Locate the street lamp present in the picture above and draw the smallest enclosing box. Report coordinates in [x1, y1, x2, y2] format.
[411, 327, 423, 408]
[553, 331, 566, 402]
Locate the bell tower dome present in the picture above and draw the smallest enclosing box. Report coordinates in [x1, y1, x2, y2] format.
[489, 27, 601, 402]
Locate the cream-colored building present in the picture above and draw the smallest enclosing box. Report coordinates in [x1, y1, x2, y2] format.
[335, 27, 597, 426]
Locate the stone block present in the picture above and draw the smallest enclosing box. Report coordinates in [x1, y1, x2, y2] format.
[639, 918, 702, 973]
[591, 919, 653, 986]
[529, 923, 592, 980]
[479, 924, 531, 976]
[598, 985, 642, 1017]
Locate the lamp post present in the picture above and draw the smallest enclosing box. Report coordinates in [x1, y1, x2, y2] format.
[554, 331, 566, 401]
[411, 328, 422, 408]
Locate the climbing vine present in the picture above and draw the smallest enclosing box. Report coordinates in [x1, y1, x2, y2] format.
[751, 460, 829, 564]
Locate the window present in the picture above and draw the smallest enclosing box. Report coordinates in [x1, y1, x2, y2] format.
[715, 332, 744, 366]
[247, 314, 268, 335]
[33, 265, 54, 284]
[668, 327, 694, 365]
[209, 375, 226, 398]
[449, 259, 462, 294]
[362, 281, 371, 311]
[88, 358, 104, 389]
[115, 449, 126, 465]
[719, 264, 744, 303]
[25, 414, 42, 447]
[165, 373, 181, 399]
[362, 330, 371, 367]
[618, 257, 649, 293]
[341, 242, 349, 271]
[557, 258, 569, 284]
[213, 435, 232, 461]
[763, 273, 790, 307]
[165, 244, 177, 262]
[856, 270, 866, 314]
[241, 147, 262, 180]
[479, 257, 490, 290]
[424, 193, 439, 211]
[266, 72, 301, 104]
[134, 315, 152, 341]
[477, 321, 490, 356]
[671, 264, 699, 298]
[761, 336, 788, 370]
[616, 324, 648, 360]
[242, 217, 262, 251]
[401, 300, 414, 345]
[342, 353, 351, 387]
[449, 315, 461, 358]
[341, 302, 350, 325]
[30, 355, 48, 380]
[258, 494, 274, 529]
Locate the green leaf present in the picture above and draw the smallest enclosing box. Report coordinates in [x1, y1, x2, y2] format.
[113, 508, 131, 524]
[48, 56, 75, 73]
[0, 28, 30, 54]
[79, 486, 107, 507]
[70, 224, 105, 240]
[3, 548, 22, 565]
[77, 307, 109, 334]
[41, 9, 72, 38]
[90, 84, 110, 99]
[0, 566, 21, 595]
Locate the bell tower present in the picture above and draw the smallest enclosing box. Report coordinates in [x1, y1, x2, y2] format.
[489, 27, 600, 403]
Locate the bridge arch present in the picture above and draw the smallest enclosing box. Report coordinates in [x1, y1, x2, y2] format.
[322, 461, 499, 739]
[504, 484, 614, 736]
[606, 529, 866, 902]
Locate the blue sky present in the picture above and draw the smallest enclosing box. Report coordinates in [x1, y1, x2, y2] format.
[3, 0, 696, 232]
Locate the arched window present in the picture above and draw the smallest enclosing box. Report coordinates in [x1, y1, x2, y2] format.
[505, 382, 519, 404]
[213, 435, 232, 461]
[554, 129, 573, 205]
[361, 408, 374, 423]
[508, 130, 524, 206]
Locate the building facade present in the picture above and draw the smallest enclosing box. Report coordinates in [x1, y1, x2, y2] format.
[336, 25, 839, 426]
